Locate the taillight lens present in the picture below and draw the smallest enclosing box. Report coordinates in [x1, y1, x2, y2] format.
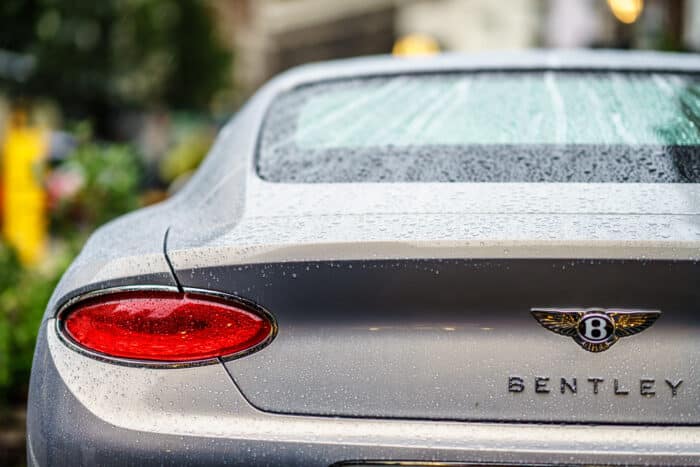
[59, 291, 274, 363]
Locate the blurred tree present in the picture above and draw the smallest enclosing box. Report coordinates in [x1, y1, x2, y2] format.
[0, 0, 231, 137]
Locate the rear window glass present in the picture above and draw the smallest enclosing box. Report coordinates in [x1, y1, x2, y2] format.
[257, 72, 700, 183]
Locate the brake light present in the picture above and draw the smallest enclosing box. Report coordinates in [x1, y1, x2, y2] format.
[59, 291, 275, 363]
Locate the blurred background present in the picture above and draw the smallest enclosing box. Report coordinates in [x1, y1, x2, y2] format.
[0, 0, 698, 464]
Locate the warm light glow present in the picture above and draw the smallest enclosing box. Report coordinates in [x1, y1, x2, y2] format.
[607, 0, 644, 24]
[392, 34, 440, 57]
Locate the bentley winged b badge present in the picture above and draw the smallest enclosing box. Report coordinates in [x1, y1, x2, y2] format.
[530, 308, 661, 352]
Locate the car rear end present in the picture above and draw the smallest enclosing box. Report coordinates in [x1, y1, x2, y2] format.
[28, 51, 700, 466]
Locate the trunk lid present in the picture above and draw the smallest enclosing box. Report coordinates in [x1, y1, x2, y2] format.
[175, 257, 699, 424]
[167, 179, 699, 423]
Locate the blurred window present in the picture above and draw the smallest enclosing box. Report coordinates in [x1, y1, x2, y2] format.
[258, 72, 700, 183]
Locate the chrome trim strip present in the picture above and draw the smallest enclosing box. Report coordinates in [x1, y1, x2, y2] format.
[54, 285, 278, 369]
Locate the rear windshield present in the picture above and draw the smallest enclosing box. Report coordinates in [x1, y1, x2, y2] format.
[257, 72, 700, 183]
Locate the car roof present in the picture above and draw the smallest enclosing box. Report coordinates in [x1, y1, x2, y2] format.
[266, 49, 700, 92]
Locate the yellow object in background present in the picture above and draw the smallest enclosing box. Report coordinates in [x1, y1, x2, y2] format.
[607, 0, 644, 24]
[392, 34, 440, 57]
[2, 109, 48, 266]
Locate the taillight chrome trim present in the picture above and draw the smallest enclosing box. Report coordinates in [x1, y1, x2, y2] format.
[54, 285, 278, 368]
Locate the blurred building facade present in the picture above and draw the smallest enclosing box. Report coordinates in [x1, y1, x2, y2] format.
[213, 0, 398, 93]
[212, 0, 700, 95]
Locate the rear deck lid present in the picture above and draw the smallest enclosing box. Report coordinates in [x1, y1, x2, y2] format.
[175, 258, 700, 424]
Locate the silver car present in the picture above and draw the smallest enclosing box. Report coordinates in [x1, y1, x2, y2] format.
[28, 50, 700, 466]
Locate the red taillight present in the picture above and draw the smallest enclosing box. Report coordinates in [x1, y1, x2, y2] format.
[59, 291, 274, 363]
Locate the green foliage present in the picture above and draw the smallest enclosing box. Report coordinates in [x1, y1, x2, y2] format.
[159, 128, 213, 183]
[0, 243, 20, 390]
[51, 132, 143, 236]
[0, 242, 69, 399]
[0, 0, 231, 114]
[112, 0, 231, 110]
